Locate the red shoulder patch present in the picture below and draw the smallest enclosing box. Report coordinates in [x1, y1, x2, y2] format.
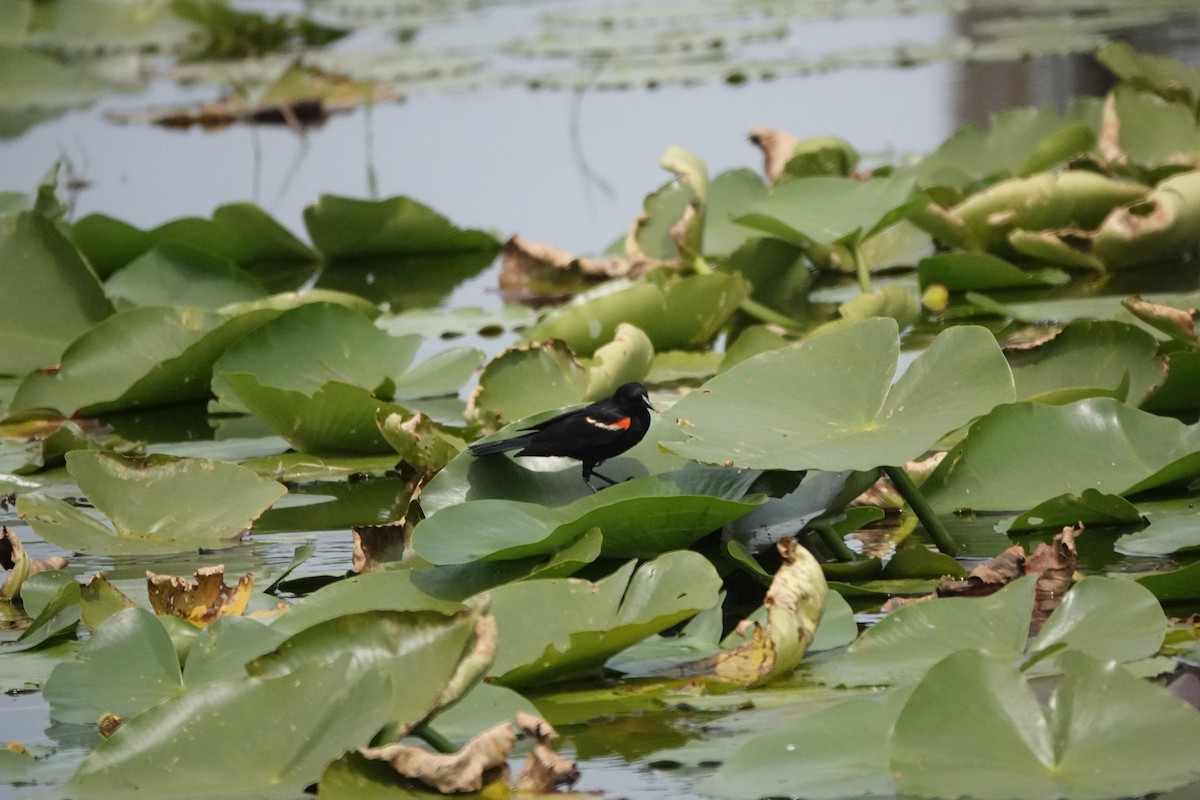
[586, 415, 632, 431]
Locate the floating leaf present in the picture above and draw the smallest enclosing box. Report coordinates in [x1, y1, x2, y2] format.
[892, 650, 1200, 800]
[44, 607, 184, 724]
[663, 318, 1014, 471]
[923, 398, 1200, 513]
[62, 652, 393, 800]
[0, 211, 113, 375]
[519, 272, 748, 357]
[1007, 319, 1165, 407]
[413, 466, 763, 564]
[104, 244, 267, 310]
[697, 689, 908, 800]
[18, 452, 286, 555]
[10, 305, 277, 417]
[303, 193, 499, 261]
[487, 551, 721, 687]
[71, 203, 318, 288]
[917, 251, 1069, 291]
[1006, 488, 1143, 532]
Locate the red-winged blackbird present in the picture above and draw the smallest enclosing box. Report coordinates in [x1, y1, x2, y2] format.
[468, 382, 654, 490]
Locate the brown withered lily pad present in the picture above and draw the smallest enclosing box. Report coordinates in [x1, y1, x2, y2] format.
[146, 565, 254, 626]
[500, 235, 673, 297]
[883, 526, 1080, 632]
[515, 712, 580, 792]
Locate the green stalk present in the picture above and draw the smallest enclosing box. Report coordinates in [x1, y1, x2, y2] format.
[412, 723, 457, 754]
[850, 243, 872, 294]
[883, 464, 958, 556]
[689, 256, 801, 328]
[810, 521, 859, 562]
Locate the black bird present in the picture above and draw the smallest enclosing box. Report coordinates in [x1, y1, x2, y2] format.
[468, 382, 655, 490]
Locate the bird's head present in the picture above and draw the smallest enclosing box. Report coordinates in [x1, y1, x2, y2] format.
[614, 382, 655, 413]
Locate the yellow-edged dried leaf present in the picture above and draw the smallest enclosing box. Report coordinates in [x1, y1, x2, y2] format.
[361, 721, 515, 793]
[1, 526, 67, 600]
[146, 565, 253, 627]
[676, 537, 827, 688]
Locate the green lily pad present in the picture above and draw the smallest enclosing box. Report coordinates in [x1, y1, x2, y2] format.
[270, 571, 462, 637]
[249, 608, 479, 732]
[468, 324, 653, 427]
[922, 398, 1200, 514]
[1028, 577, 1166, 665]
[71, 204, 318, 287]
[1137, 559, 1200, 602]
[10, 305, 279, 417]
[905, 101, 1100, 189]
[62, 652, 393, 800]
[17, 451, 286, 555]
[223, 374, 411, 454]
[519, 272, 749, 357]
[104, 244, 267, 310]
[303, 193, 499, 261]
[815, 575, 1165, 689]
[1105, 86, 1200, 172]
[1115, 502, 1200, 556]
[487, 551, 721, 687]
[44, 607, 184, 724]
[662, 317, 1014, 471]
[917, 251, 1069, 291]
[1005, 488, 1143, 533]
[892, 649, 1200, 800]
[734, 173, 925, 248]
[814, 576, 1034, 688]
[211, 302, 421, 412]
[0, 210, 113, 375]
[413, 466, 763, 564]
[697, 689, 909, 800]
[1008, 319, 1166, 407]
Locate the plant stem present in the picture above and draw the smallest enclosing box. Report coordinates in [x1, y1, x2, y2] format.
[413, 723, 457, 754]
[689, 256, 801, 329]
[810, 521, 859, 562]
[851, 243, 872, 294]
[883, 464, 959, 556]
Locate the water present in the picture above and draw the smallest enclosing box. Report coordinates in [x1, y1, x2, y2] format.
[3, 1, 1200, 796]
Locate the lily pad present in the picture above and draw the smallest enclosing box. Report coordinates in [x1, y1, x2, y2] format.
[17, 451, 286, 555]
[1007, 319, 1165, 407]
[518, 272, 749, 357]
[662, 317, 1014, 471]
[892, 649, 1200, 800]
[1005, 488, 1143, 533]
[211, 301, 421, 412]
[104, 244, 267, 310]
[303, 193, 499, 261]
[10, 305, 279, 417]
[922, 398, 1200, 513]
[62, 652, 393, 800]
[734, 173, 926, 249]
[412, 466, 763, 564]
[486, 551, 721, 686]
[0, 210, 113, 375]
[917, 251, 1070, 291]
[71, 204, 318, 291]
[44, 607, 184, 724]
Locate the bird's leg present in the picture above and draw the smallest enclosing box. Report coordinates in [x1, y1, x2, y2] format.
[590, 470, 618, 486]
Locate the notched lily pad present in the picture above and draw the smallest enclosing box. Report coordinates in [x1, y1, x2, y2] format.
[17, 451, 286, 555]
[663, 317, 1014, 471]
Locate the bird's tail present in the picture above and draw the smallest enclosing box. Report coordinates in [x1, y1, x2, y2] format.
[468, 436, 530, 457]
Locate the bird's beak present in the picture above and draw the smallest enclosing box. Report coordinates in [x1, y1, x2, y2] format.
[645, 396, 657, 413]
